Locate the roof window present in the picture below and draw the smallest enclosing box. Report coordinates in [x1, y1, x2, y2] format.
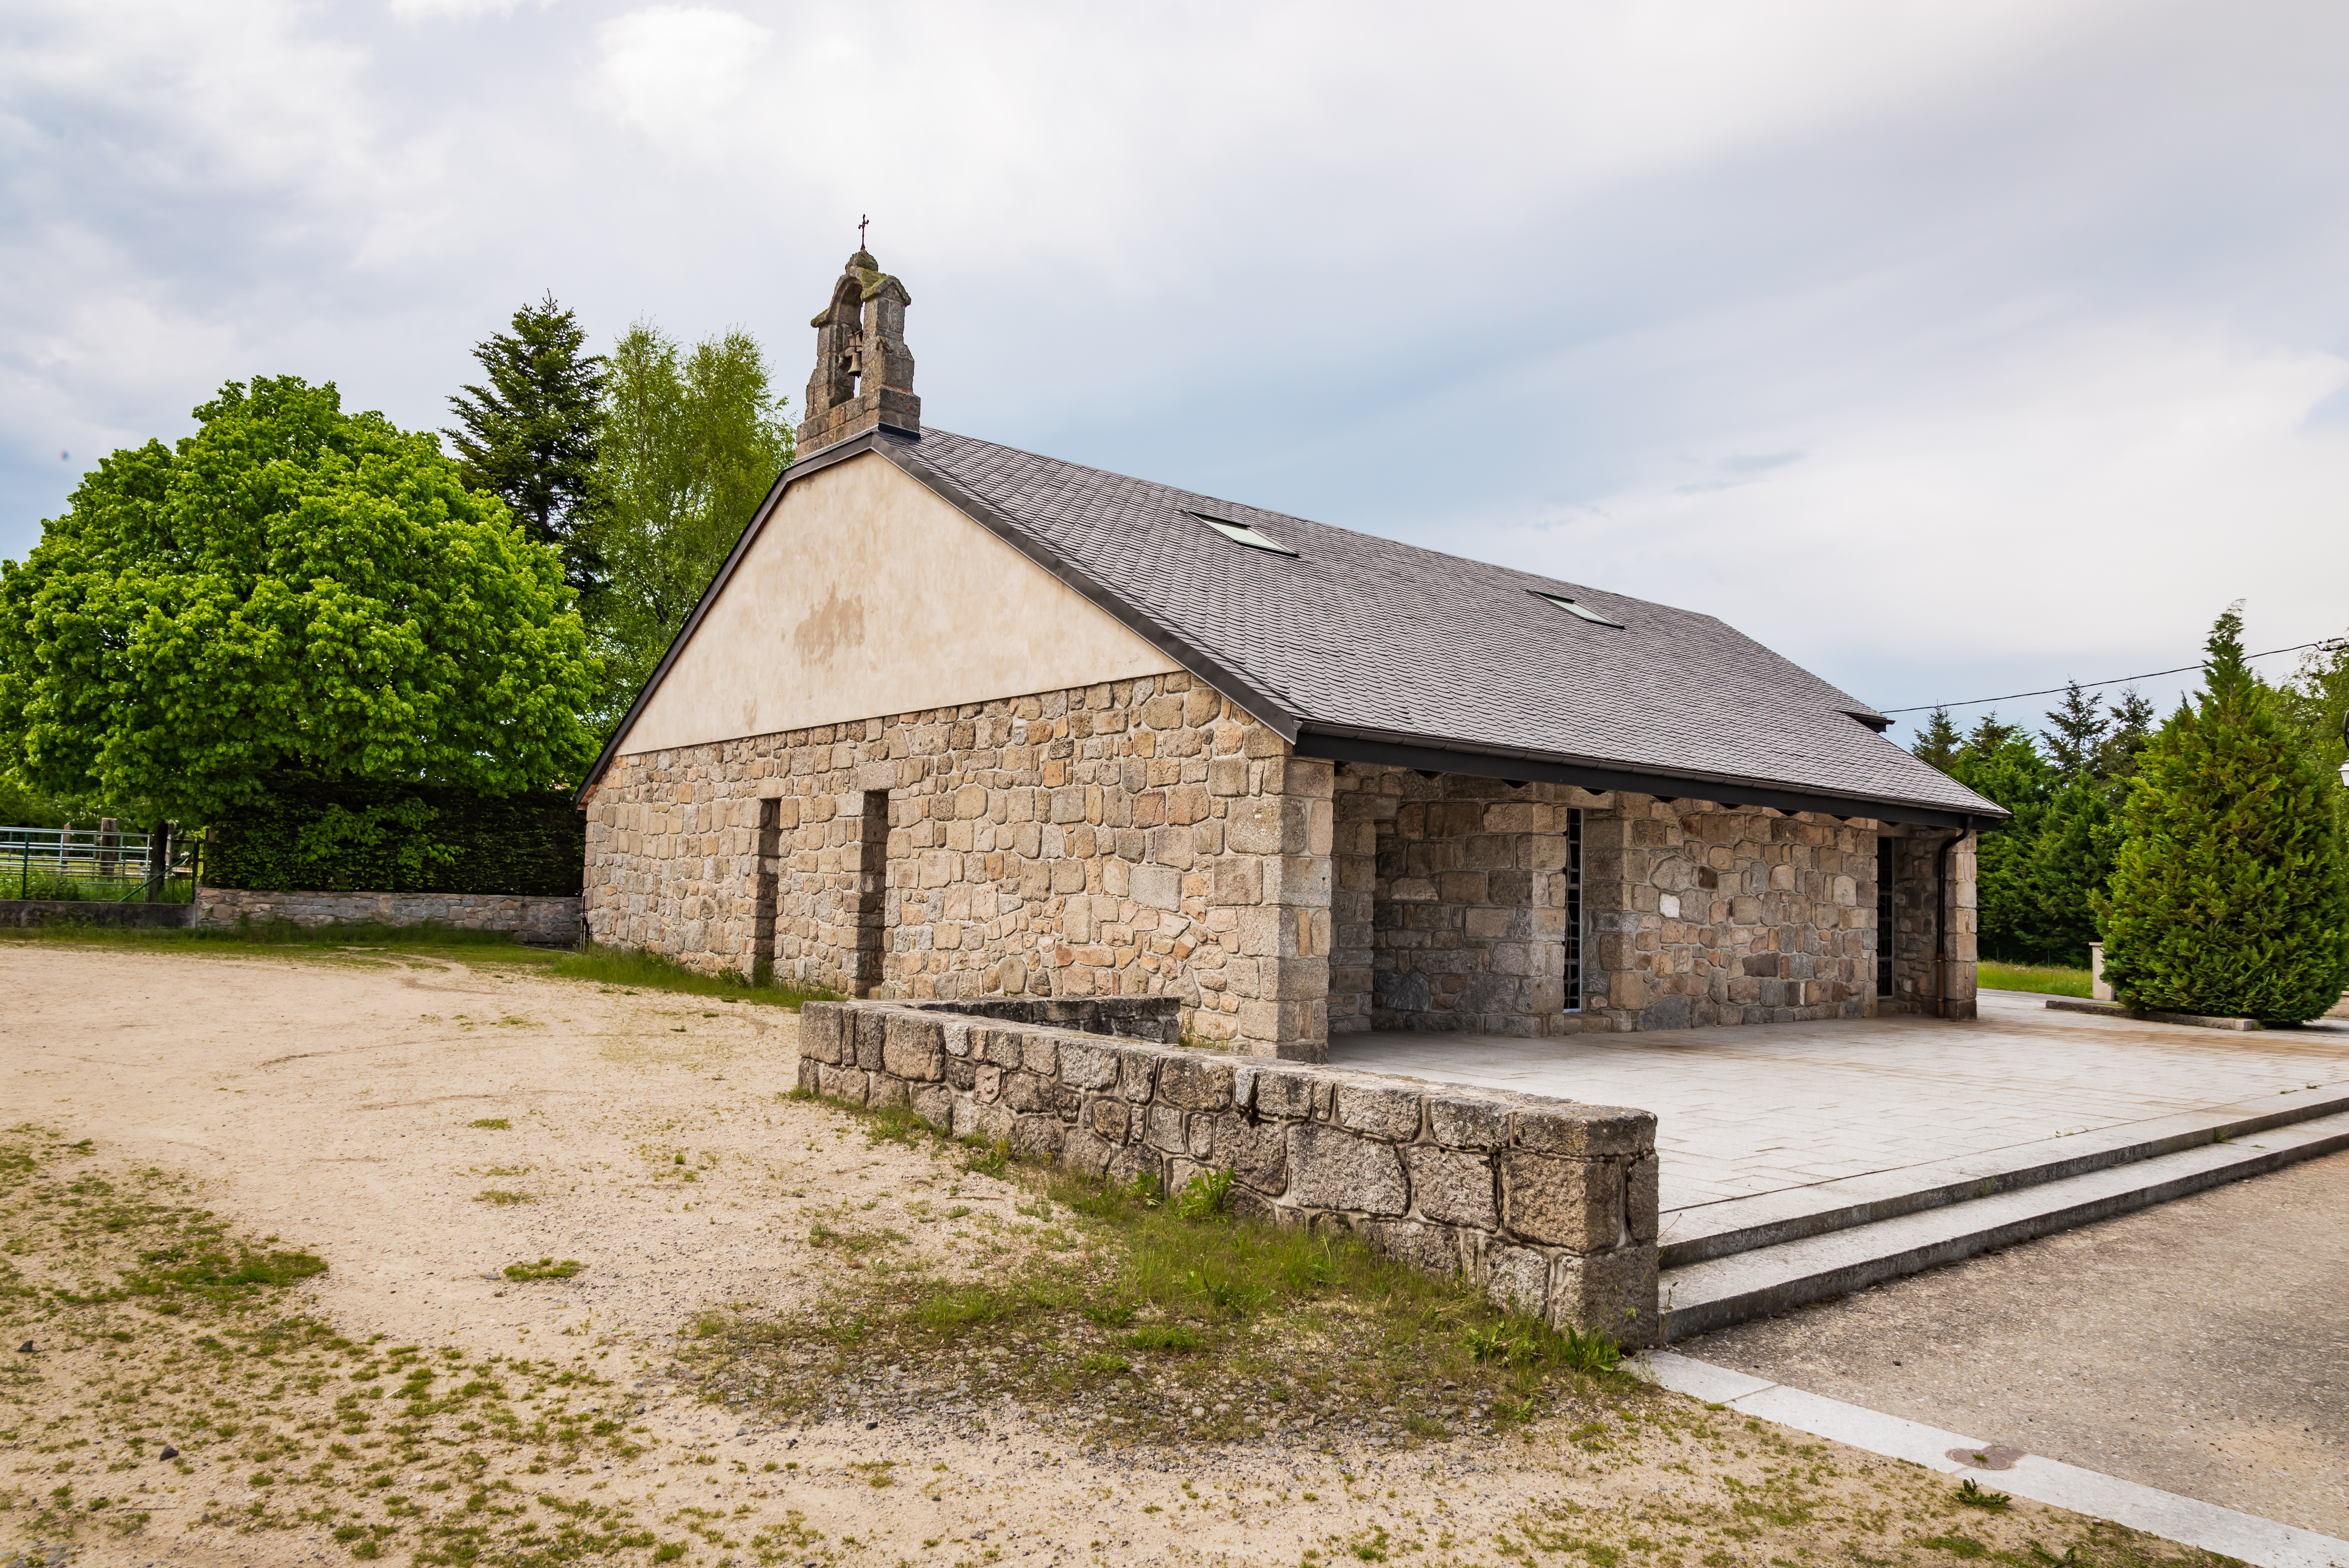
[1532, 590, 1624, 628]
[1188, 510, 1297, 556]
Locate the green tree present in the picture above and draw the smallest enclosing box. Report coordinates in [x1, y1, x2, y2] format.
[1911, 708, 1961, 771]
[591, 320, 793, 721]
[445, 294, 608, 598]
[2040, 681, 2107, 780]
[1943, 713, 2054, 963]
[2096, 687, 2157, 781]
[0, 377, 599, 824]
[2096, 608, 2349, 1021]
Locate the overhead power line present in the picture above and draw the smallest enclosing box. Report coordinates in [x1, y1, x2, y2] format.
[1880, 639, 2344, 716]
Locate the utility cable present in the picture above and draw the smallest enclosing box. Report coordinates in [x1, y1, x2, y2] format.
[1880, 639, 2343, 715]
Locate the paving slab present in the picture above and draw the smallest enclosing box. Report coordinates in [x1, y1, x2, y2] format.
[1327, 990, 2349, 1230]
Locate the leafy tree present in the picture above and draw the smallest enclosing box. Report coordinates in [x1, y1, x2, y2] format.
[2096, 608, 2349, 1021]
[591, 320, 793, 721]
[445, 294, 608, 598]
[2024, 778, 2112, 966]
[1911, 708, 1961, 771]
[0, 377, 599, 824]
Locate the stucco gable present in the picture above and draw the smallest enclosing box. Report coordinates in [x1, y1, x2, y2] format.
[612, 449, 1178, 757]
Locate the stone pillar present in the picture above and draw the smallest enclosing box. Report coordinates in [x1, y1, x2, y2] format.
[797, 250, 920, 455]
[1217, 750, 1333, 1062]
[1941, 829, 1979, 1020]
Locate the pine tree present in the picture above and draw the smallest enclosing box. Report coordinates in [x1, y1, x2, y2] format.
[2041, 681, 2108, 781]
[446, 294, 608, 598]
[1912, 708, 1962, 771]
[2098, 687, 2157, 780]
[2096, 608, 2349, 1021]
[2026, 778, 2112, 966]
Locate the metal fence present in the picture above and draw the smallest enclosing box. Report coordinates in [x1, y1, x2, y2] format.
[1, 825, 201, 903]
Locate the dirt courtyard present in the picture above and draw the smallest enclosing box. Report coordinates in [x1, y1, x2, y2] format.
[0, 941, 2223, 1568]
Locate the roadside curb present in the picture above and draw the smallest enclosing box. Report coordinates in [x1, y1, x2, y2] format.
[2044, 998, 2263, 1032]
[1638, 1352, 2349, 1568]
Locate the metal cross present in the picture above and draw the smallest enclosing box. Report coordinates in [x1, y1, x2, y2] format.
[858, 214, 870, 249]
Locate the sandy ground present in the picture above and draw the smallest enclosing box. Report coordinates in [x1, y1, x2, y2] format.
[0, 942, 2225, 1568]
[1683, 1147, 2349, 1539]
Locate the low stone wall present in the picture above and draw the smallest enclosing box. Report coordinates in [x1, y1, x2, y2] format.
[192, 889, 582, 946]
[0, 899, 195, 930]
[797, 999, 1659, 1342]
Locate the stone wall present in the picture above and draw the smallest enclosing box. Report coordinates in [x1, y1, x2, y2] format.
[0, 899, 194, 931]
[1883, 829, 1977, 1018]
[1582, 799, 1884, 1030]
[191, 889, 582, 945]
[1332, 767, 1594, 1036]
[581, 673, 1336, 1058]
[797, 999, 1659, 1343]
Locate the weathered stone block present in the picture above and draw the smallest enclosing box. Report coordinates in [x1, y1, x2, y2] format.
[1511, 1104, 1655, 1158]
[1335, 1081, 1421, 1140]
[1362, 1218, 1466, 1278]
[1059, 1041, 1121, 1090]
[1003, 1070, 1052, 1114]
[1288, 1124, 1408, 1215]
[799, 1003, 847, 1064]
[854, 1010, 888, 1070]
[1020, 1032, 1059, 1077]
[911, 1083, 955, 1129]
[1206, 1114, 1288, 1195]
[1145, 1103, 1188, 1154]
[1627, 1154, 1659, 1245]
[1501, 1153, 1623, 1252]
[867, 1075, 909, 1111]
[1117, 1052, 1159, 1104]
[974, 1063, 1002, 1103]
[1248, 1066, 1320, 1120]
[794, 1057, 822, 1095]
[1548, 1244, 1658, 1345]
[818, 1063, 867, 1104]
[1430, 1094, 1512, 1151]
[1404, 1146, 1498, 1228]
[945, 1057, 977, 1092]
[1087, 1096, 1130, 1142]
[882, 1014, 946, 1081]
[980, 1028, 1025, 1069]
[1157, 1055, 1235, 1112]
[1011, 1115, 1064, 1160]
[1483, 1243, 1550, 1318]
[1060, 1126, 1116, 1177]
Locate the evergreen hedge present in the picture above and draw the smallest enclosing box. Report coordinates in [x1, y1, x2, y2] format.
[2096, 611, 2349, 1023]
[203, 779, 585, 898]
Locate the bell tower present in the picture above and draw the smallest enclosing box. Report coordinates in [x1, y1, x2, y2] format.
[797, 249, 919, 455]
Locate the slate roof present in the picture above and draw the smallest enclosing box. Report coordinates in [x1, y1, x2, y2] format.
[593, 426, 2003, 827]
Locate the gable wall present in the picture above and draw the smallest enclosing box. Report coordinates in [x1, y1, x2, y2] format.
[581, 672, 1338, 1059]
[616, 451, 1179, 757]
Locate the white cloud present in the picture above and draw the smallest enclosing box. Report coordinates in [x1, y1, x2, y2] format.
[593, 6, 774, 155]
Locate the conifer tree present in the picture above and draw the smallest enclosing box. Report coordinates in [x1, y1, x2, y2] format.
[446, 294, 607, 598]
[1912, 708, 1962, 771]
[1946, 712, 2053, 963]
[2041, 681, 2108, 780]
[2096, 608, 2349, 1021]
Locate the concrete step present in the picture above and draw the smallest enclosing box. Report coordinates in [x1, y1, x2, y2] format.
[1659, 1106, 2349, 1342]
[1658, 1082, 2349, 1269]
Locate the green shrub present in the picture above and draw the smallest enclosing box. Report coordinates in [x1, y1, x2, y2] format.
[2098, 608, 2349, 1022]
[204, 777, 583, 896]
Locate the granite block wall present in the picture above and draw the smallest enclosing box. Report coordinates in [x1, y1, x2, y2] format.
[797, 999, 1660, 1343]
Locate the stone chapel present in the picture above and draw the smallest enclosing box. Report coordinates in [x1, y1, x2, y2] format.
[575, 250, 2006, 1061]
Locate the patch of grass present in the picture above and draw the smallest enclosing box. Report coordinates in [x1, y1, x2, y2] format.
[1979, 961, 2092, 998]
[474, 1190, 533, 1206]
[2, 917, 530, 952]
[675, 1092, 1635, 1449]
[501, 1258, 583, 1281]
[544, 945, 836, 1009]
[1956, 1479, 2013, 1511]
[467, 1117, 512, 1130]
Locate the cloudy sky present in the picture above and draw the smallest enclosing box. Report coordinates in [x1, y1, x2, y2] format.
[6, 0, 2347, 745]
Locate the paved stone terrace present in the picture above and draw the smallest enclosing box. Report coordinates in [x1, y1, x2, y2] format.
[1328, 991, 2349, 1228]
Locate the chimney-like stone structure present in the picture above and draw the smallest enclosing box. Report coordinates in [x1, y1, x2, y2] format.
[797, 249, 919, 455]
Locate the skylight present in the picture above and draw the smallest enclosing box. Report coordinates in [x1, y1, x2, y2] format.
[1187, 510, 1297, 556]
[1532, 590, 1625, 628]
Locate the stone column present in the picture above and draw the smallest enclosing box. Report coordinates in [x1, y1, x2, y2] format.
[1218, 749, 1334, 1061]
[1941, 829, 1979, 1020]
